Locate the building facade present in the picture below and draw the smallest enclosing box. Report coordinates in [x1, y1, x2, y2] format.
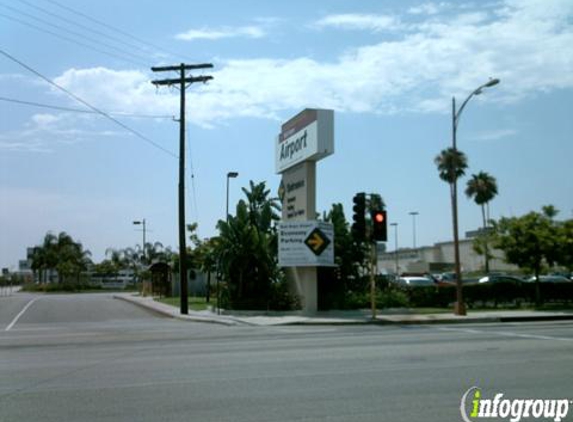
[378, 237, 518, 275]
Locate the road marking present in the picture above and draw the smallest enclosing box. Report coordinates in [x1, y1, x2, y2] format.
[435, 326, 573, 342]
[5, 297, 39, 331]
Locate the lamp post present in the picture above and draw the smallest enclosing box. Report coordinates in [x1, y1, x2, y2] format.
[132, 219, 146, 263]
[391, 223, 399, 275]
[226, 172, 239, 223]
[409, 211, 419, 249]
[451, 78, 499, 316]
[219, 171, 238, 315]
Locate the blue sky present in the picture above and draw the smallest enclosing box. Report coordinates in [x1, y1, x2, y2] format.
[1, 0, 572, 269]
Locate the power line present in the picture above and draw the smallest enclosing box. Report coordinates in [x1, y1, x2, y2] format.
[44, 0, 197, 63]
[186, 119, 199, 224]
[16, 0, 151, 58]
[0, 48, 177, 158]
[0, 3, 150, 67]
[0, 96, 175, 119]
[0, 11, 147, 67]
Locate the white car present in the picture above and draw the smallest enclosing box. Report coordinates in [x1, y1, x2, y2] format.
[396, 276, 435, 287]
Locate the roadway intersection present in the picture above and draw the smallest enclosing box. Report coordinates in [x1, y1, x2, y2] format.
[1, 293, 572, 422]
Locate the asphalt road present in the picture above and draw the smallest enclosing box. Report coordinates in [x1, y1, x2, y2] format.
[1, 293, 572, 422]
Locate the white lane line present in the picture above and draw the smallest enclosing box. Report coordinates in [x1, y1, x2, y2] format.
[5, 298, 39, 331]
[435, 326, 573, 342]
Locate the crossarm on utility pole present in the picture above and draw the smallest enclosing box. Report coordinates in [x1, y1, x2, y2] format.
[151, 64, 214, 72]
[151, 76, 213, 86]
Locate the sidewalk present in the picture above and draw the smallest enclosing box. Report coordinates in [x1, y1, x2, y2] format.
[113, 293, 573, 327]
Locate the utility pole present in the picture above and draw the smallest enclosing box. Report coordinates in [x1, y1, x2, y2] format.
[151, 63, 213, 315]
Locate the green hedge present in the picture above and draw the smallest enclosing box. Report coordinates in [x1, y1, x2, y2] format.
[399, 282, 573, 308]
[21, 282, 100, 293]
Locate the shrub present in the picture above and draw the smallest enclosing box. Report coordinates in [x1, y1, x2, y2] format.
[377, 288, 409, 308]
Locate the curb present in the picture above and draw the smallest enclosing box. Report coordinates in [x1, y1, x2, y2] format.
[498, 314, 573, 323]
[113, 295, 573, 327]
[280, 317, 502, 326]
[113, 294, 175, 319]
[113, 295, 250, 326]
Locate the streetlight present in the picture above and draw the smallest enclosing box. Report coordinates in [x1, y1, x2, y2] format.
[132, 219, 146, 263]
[390, 223, 399, 275]
[409, 211, 419, 249]
[219, 171, 238, 315]
[451, 78, 500, 316]
[226, 172, 239, 223]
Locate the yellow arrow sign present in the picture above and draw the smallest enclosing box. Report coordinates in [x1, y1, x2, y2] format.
[304, 228, 331, 256]
[307, 233, 324, 250]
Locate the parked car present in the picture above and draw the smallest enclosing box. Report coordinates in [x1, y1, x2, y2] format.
[478, 275, 525, 284]
[395, 276, 436, 287]
[526, 275, 572, 283]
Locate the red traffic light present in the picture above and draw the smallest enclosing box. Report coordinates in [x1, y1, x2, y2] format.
[371, 210, 387, 241]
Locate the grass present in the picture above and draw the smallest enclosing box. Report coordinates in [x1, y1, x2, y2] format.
[155, 296, 212, 311]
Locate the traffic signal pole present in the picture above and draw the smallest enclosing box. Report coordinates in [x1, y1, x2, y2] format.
[370, 242, 377, 320]
[352, 192, 387, 320]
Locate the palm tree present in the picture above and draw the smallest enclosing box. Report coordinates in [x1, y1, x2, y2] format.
[435, 147, 468, 315]
[217, 181, 280, 309]
[465, 171, 498, 273]
[143, 241, 165, 265]
[435, 148, 468, 186]
[30, 232, 91, 285]
[31, 232, 60, 283]
[54, 232, 91, 284]
[241, 180, 280, 232]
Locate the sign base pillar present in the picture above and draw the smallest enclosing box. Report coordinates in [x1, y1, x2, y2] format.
[287, 267, 317, 314]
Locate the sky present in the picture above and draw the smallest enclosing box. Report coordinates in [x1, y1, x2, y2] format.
[1, 0, 572, 270]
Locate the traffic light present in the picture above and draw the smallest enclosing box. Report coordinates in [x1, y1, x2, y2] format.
[351, 192, 366, 241]
[371, 209, 387, 241]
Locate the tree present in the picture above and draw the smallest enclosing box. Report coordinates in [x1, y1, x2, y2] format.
[435, 147, 468, 315]
[241, 180, 280, 233]
[465, 171, 498, 272]
[435, 147, 468, 185]
[141, 241, 169, 265]
[216, 180, 282, 309]
[54, 232, 91, 284]
[30, 231, 91, 285]
[193, 236, 219, 303]
[556, 219, 573, 271]
[492, 206, 561, 305]
[172, 223, 202, 283]
[320, 203, 368, 309]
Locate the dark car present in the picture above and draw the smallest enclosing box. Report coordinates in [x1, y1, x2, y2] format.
[478, 275, 525, 284]
[526, 275, 572, 283]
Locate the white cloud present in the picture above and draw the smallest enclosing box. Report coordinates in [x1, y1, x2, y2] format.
[29, 0, 573, 129]
[0, 109, 126, 153]
[176, 25, 265, 41]
[408, 2, 447, 15]
[314, 13, 400, 32]
[470, 129, 517, 141]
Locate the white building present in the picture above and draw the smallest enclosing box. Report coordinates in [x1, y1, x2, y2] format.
[378, 237, 518, 275]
